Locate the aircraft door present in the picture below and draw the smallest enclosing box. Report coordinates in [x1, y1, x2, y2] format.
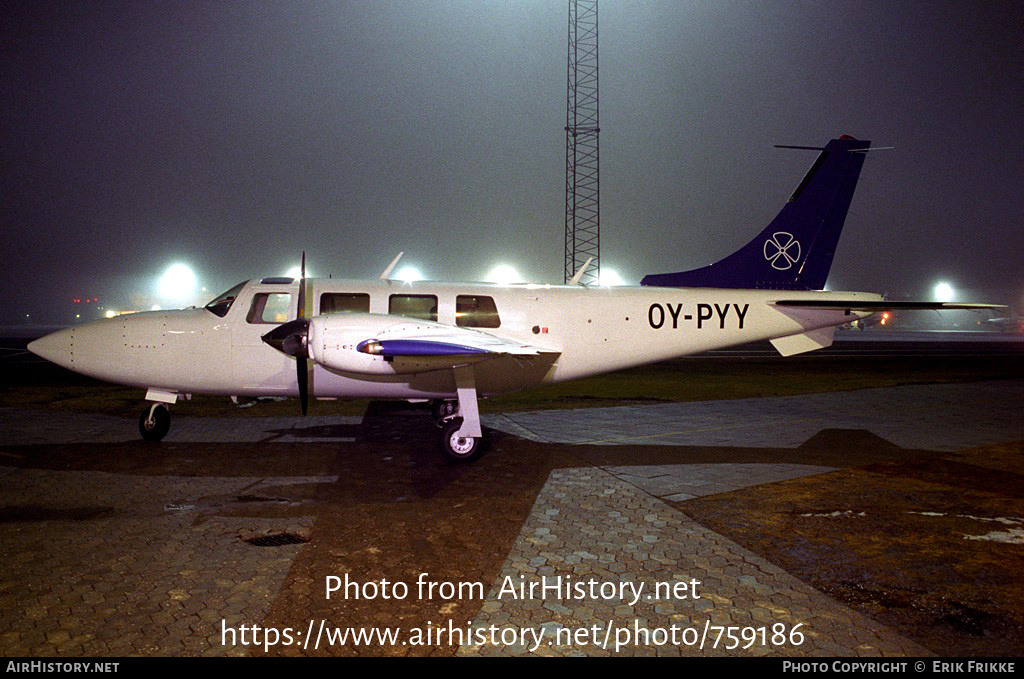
[230, 285, 299, 394]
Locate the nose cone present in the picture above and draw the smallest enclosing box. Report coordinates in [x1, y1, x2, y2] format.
[27, 327, 76, 370]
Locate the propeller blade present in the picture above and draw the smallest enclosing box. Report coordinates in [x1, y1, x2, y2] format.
[297, 354, 308, 416]
[297, 251, 306, 320]
[263, 252, 311, 416]
[297, 251, 308, 414]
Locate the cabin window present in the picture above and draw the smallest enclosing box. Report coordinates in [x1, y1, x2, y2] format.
[246, 293, 292, 324]
[456, 295, 500, 328]
[320, 292, 370, 314]
[389, 294, 437, 321]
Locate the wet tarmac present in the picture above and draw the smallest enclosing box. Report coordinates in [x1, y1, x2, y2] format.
[0, 377, 1021, 656]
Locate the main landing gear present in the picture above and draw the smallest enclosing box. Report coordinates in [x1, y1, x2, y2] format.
[432, 365, 486, 463]
[431, 401, 486, 463]
[431, 398, 460, 423]
[439, 417, 483, 462]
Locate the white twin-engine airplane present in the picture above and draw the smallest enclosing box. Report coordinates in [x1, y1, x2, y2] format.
[29, 136, 998, 461]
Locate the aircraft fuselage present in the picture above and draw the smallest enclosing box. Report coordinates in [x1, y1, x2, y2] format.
[29, 278, 878, 402]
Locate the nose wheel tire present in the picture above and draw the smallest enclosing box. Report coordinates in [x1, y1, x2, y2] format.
[139, 404, 171, 442]
[438, 418, 483, 462]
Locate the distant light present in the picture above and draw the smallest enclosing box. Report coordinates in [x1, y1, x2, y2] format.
[486, 264, 523, 285]
[158, 263, 197, 302]
[151, 304, 162, 311]
[105, 310, 118, 319]
[395, 266, 424, 283]
[599, 268, 626, 287]
[286, 265, 311, 279]
[934, 281, 955, 302]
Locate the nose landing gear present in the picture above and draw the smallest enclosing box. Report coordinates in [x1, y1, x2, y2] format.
[138, 389, 178, 442]
[138, 403, 170, 442]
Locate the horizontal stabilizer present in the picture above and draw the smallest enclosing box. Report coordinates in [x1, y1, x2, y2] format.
[773, 300, 1005, 312]
[770, 327, 836, 357]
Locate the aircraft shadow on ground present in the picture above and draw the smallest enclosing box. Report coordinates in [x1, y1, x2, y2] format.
[0, 400, 941, 506]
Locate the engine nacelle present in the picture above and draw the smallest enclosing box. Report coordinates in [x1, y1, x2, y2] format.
[307, 313, 489, 375]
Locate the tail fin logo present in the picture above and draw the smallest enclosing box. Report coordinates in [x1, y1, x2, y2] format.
[763, 232, 801, 270]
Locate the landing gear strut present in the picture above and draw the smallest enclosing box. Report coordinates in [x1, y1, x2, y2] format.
[138, 403, 170, 442]
[436, 366, 484, 462]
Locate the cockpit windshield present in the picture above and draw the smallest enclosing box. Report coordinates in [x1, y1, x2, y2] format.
[204, 281, 247, 318]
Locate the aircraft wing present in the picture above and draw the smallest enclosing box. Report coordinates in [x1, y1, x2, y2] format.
[303, 313, 559, 376]
[351, 326, 558, 374]
[772, 300, 1005, 311]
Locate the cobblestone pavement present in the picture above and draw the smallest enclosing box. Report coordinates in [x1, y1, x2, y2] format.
[457, 468, 930, 656]
[491, 379, 1024, 451]
[605, 463, 838, 501]
[0, 467, 321, 656]
[0, 379, 1019, 656]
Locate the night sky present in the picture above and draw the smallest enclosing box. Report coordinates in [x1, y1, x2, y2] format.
[3, 1, 1023, 323]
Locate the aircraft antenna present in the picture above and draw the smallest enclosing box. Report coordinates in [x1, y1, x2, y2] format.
[564, 0, 600, 285]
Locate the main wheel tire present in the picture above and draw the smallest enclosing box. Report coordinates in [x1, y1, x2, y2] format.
[438, 418, 483, 462]
[138, 404, 170, 442]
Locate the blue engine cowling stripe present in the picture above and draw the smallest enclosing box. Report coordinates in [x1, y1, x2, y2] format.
[357, 339, 492, 357]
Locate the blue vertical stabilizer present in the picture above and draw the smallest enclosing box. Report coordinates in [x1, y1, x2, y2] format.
[641, 135, 871, 290]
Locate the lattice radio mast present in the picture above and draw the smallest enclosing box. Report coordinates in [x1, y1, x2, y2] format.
[564, 0, 600, 285]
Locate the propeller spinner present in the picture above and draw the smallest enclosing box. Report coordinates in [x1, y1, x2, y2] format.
[261, 252, 311, 415]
